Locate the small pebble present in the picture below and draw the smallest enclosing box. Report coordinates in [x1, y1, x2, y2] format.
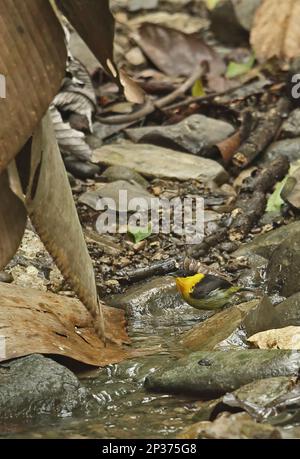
[0, 271, 13, 283]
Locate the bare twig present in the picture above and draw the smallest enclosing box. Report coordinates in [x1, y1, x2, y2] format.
[96, 66, 203, 125]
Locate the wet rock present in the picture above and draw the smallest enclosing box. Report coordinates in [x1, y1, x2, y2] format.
[234, 222, 300, 259]
[180, 300, 259, 352]
[101, 165, 149, 189]
[92, 143, 229, 184]
[223, 376, 300, 425]
[64, 157, 101, 179]
[145, 350, 300, 396]
[107, 276, 188, 315]
[275, 293, 300, 327]
[178, 412, 282, 439]
[267, 233, 300, 296]
[0, 355, 88, 419]
[281, 109, 300, 138]
[242, 296, 281, 337]
[125, 115, 234, 155]
[237, 254, 267, 287]
[260, 138, 300, 164]
[79, 180, 152, 211]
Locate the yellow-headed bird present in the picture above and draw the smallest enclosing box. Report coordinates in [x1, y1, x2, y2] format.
[175, 273, 243, 311]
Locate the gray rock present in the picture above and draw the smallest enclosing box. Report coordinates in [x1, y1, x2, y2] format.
[125, 115, 234, 155]
[79, 180, 152, 211]
[223, 376, 298, 422]
[145, 350, 300, 396]
[232, 0, 262, 31]
[86, 121, 131, 149]
[0, 354, 88, 419]
[275, 292, 300, 327]
[64, 157, 100, 179]
[260, 138, 300, 164]
[107, 276, 187, 315]
[92, 143, 229, 184]
[281, 109, 300, 138]
[267, 233, 300, 297]
[242, 296, 281, 337]
[101, 165, 149, 189]
[234, 222, 300, 259]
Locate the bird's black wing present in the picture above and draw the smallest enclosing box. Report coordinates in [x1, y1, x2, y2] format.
[190, 275, 232, 300]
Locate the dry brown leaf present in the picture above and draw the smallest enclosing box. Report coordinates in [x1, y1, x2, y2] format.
[56, 0, 119, 83]
[119, 69, 145, 104]
[0, 171, 27, 270]
[251, 0, 300, 61]
[24, 111, 104, 341]
[0, 282, 146, 367]
[135, 23, 225, 77]
[0, 0, 66, 174]
[248, 326, 300, 349]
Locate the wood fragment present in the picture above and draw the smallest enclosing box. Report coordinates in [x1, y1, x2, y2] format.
[229, 156, 290, 241]
[232, 98, 291, 168]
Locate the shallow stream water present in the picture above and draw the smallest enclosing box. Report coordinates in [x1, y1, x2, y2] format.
[0, 295, 207, 439]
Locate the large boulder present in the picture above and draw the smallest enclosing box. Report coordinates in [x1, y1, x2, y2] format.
[0, 354, 89, 419]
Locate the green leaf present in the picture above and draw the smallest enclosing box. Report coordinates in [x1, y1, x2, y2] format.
[128, 223, 152, 243]
[266, 176, 288, 212]
[226, 55, 255, 79]
[205, 0, 220, 10]
[192, 79, 205, 97]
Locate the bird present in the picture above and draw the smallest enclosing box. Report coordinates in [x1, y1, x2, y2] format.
[175, 272, 247, 311]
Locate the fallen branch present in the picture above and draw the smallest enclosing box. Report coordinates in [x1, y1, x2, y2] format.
[232, 98, 290, 168]
[201, 110, 253, 162]
[116, 258, 181, 284]
[189, 156, 290, 256]
[115, 255, 232, 285]
[96, 66, 203, 125]
[229, 155, 290, 240]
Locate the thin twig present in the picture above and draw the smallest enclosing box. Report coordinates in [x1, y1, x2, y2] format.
[96, 66, 203, 125]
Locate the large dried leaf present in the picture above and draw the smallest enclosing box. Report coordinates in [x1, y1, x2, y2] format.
[0, 282, 142, 366]
[135, 23, 225, 77]
[0, 171, 27, 270]
[0, 0, 66, 174]
[251, 0, 300, 61]
[56, 0, 119, 82]
[25, 111, 104, 340]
